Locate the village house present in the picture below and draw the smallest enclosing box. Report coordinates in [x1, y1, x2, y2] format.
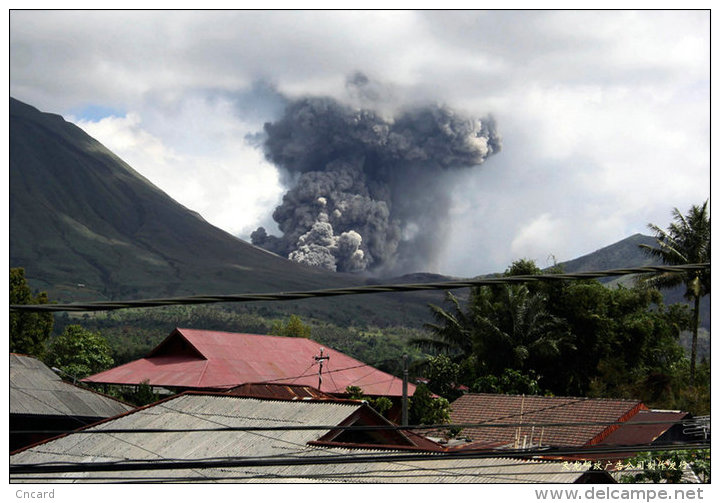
[441, 393, 695, 452]
[10, 387, 613, 483]
[82, 328, 416, 421]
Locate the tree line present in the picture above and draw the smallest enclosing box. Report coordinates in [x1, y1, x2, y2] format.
[412, 201, 710, 415]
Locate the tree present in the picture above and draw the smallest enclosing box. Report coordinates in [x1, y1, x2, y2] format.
[422, 353, 462, 401]
[270, 314, 312, 338]
[408, 384, 451, 425]
[10, 267, 54, 357]
[472, 369, 543, 395]
[415, 259, 694, 406]
[416, 291, 475, 358]
[418, 279, 574, 390]
[472, 284, 574, 375]
[45, 325, 114, 380]
[639, 200, 710, 384]
[126, 380, 160, 407]
[550, 280, 689, 399]
[344, 385, 393, 417]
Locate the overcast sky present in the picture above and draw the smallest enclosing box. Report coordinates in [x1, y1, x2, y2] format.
[9, 9, 710, 277]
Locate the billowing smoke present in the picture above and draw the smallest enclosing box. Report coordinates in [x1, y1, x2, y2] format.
[251, 86, 501, 274]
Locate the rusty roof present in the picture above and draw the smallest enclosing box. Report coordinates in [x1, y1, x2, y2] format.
[597, 409, 690, 447]
[83, 328, 416, 397]
[447, 393, 646, 448]
[225, 382, 336, 400]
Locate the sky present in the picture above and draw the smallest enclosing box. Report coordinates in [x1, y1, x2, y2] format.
[8, 9, 710, 277]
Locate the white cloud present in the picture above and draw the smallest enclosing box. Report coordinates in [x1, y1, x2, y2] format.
[73, 103, 284, 238]
[510, 213, 566, 264]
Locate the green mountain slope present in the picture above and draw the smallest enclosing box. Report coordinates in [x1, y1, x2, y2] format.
[10, 98, 366, 301]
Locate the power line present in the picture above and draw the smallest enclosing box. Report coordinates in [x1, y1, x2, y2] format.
[7, 458, 620, 483]
[10, 440, 710, 475]
[9, 417, 703, 436]
[9, 263, 710, 480]
[6, 463, 610, 483]
[9, 263, 709, 313]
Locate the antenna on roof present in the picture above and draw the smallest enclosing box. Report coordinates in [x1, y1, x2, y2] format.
[314, 348, 330, 390]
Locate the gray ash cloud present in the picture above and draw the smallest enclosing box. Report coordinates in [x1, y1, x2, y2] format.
[251, 89, 501, 274]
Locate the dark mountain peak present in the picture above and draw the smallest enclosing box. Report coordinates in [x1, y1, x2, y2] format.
[10, 98, 355, 303]
[558, 234, 658, 274]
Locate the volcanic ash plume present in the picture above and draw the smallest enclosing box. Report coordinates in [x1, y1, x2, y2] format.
[251, 96, 501, 274]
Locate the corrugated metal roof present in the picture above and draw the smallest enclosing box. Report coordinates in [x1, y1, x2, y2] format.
[10, 393, 592, 483]
[447, 393, 646, 448]
[226, 383, 336, 400]
[83, 328, 416, 397]
[10, 354, 133, 419]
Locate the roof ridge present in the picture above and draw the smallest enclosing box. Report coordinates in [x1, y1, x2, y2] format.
[182, 390, 364, 405]
[460, 392, 642, 403]
[176, 327, 320, 343]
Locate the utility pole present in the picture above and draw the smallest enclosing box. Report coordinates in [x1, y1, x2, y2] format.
[402, 354, 408, 426]
[314, 348, 330, 390]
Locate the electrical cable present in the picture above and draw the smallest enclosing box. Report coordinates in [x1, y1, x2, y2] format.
[9, 263, 709, 313]
[9, 417, 704, 435]
[10, 263, 710, 482]
[10, 440, 710, 475]
[8, 464, 601, 483]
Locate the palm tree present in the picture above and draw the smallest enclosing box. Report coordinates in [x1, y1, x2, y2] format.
[415, 291, 476, 358]
[472, 284, 574, 374]
[639, 200, 710, 384]
[417, 284, 574, 379]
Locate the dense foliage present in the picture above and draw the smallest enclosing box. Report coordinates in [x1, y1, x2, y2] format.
[10, 267, 54, 358]
[416, 259, 709, 414]
[44, 324, 115, 380]
[408, 384, 451, 425]
[270, 314, 312, 338]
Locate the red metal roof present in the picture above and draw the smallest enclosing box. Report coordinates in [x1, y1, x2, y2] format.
[447, 393, 647, 448]
[83, 328, 416, 397]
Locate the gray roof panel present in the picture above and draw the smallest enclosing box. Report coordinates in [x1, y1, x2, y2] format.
[10, 354, 133, 418]
[11, 394, 591, 483]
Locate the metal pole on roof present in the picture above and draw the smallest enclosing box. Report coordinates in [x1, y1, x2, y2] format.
[402, 354, 408, 427]
[314, 348, 329, 391]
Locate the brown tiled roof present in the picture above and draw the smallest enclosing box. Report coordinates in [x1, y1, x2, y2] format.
[449, 393, 646, 447]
